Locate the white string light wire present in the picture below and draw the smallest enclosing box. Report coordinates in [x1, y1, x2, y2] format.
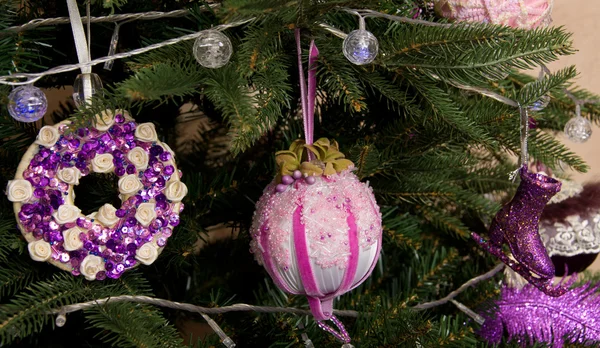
[0, 17, 254, 85]
[4, 9, 195, 32]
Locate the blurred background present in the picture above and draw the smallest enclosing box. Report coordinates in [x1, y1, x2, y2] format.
[547, 1, 600, 183]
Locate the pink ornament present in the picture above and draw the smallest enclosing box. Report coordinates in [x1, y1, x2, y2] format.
[250, 171, 382, 320]
[435, 0, 553, 29]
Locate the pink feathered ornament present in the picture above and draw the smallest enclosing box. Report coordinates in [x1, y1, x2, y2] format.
[434, 0, 553, 29]
[249, 139, 382, 324]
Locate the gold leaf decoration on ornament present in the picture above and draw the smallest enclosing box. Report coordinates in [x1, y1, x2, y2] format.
[274, 138, 355, 182]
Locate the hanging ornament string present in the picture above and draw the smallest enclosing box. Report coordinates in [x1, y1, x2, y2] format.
[306, 42, 318, 146]
[509, 103, 529, 181]
[65, 0, 93, 103]
[519, 104, 529, 168]
[294, 28, 318, 147]
[294, 28, 353, 347]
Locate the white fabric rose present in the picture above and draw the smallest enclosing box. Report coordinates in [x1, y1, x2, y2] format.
[94, 110, 116, 131]
[62, 227, 84, 251]
[96, 203, 120, 227]
[164, 180, 187, 202]
[135, 243, 159, 265]
[52, 204, 81, 224]
[56, 167, 82, 185]
[91, 153, 114, 173]
[127, 147, 149, 171]
[35, 126, 60, 148]
[79, 255, 105, 281]
[135, 202, 156, 226]
[6, 179, 33, 202]
[28, 240, 52, 262]
[118, 174, 143, 195]
[135, 123, 158, 142]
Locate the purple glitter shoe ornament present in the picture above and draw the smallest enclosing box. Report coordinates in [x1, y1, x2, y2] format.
[472, 165, 568, 296]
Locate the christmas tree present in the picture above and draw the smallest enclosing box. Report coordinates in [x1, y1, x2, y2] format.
[1, 0, 599, 347]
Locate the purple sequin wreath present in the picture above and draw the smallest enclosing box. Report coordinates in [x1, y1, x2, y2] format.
[6, 110, 187, 280]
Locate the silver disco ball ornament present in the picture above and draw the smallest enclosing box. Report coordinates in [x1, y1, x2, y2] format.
[193, 30, 233, 69]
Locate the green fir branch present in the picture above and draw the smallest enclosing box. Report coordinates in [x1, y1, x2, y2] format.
[201, 66, 262, 154]
[0, 274, 88, 345]
[117, 62, 204, 103]
[0, 258, 38, 299]
[85, 302, 184, 348]
[381, 24, 573, 85]
[0, 216, 24, 262]
[517, 66, 577, 107]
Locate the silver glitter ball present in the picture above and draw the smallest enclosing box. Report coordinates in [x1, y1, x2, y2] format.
[529, 94, 551, 112]
[564, 116, 592, 143]
[342, 29, 379, 65]
[7, 85, 47, 122]
[193, 30, 233, 69]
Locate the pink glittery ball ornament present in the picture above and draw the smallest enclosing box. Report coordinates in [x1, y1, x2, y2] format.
[434, 0, 553, 29]
[249, 138, 382, 320]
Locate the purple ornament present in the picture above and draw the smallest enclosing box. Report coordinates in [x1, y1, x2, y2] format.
[472, 166, 567, 296]
[275, 184, 287, 193]
[292, 170, 302, 180]
[305, 176, 316, 185]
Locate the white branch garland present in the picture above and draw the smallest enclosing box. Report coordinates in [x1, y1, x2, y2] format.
[48, 263, 505, 337]
[413, 263, 505, 310]
[50, 294, 360, 317]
